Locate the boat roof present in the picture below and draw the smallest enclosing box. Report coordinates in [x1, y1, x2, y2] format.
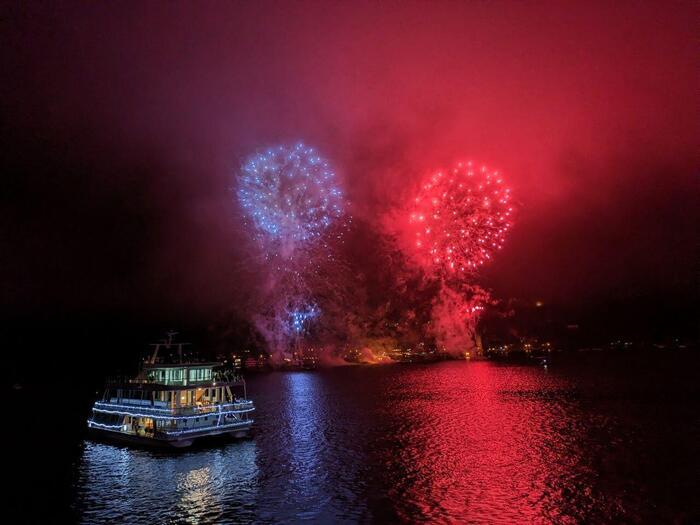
[142, 361, 222, 369]
[105, 377, 246, 391]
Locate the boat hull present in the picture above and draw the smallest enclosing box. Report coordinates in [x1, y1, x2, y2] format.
[88, 421, 253, 449]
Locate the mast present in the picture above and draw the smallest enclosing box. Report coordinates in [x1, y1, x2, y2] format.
[148, 331, 189, 364]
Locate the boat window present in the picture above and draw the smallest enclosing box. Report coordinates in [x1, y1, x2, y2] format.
[188, 368, 211, 382]
[159, 368, 184, 384]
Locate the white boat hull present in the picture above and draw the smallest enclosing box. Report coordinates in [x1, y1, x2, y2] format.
[88, 420, 253, 448]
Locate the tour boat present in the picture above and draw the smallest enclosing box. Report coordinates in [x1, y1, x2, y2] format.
[87, 333, 255, 448]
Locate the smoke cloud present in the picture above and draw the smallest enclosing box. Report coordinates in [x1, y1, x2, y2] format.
[2, 2, 697, 353]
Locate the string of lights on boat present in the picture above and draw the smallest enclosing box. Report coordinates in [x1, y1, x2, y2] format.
[92, 400, 252, 415]
[91, 404, 255, 421]
[87, 420, 254, 435]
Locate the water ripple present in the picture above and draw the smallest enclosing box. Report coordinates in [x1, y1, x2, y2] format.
[72, 359, 700, 523]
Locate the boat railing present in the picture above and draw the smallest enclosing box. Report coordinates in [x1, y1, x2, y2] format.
[105, 374, 245, 387]
[93, 399, 253, 418]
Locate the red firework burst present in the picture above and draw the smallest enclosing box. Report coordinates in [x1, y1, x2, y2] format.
[409, 161, 514, 276]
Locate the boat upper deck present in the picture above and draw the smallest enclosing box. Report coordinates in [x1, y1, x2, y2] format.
[102, 333, 247, 391]
[92, 398, 254, 418]
[106, 365, 245, 391]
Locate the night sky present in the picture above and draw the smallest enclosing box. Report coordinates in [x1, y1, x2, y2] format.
[2, 2, 698, 360]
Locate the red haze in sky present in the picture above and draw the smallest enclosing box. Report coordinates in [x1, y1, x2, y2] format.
[1, 1, 697, 334]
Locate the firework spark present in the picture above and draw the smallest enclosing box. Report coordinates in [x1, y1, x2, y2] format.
[408, 161, 513, 277]
[289, 304, 320, 334]
[236, 142, 347, 362]
[237, 142, 344, 259]
[398, 160, 516, 356]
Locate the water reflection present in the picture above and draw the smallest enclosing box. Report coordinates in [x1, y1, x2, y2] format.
[253, 372, 328, 522]
[75, 439, 258, 523]
[72, 359, 699, 523]
[253, 371, 370, 523]
[376, 363, 583, 522]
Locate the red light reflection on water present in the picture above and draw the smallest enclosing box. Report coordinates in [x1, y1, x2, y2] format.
[381, 362, 590, 523]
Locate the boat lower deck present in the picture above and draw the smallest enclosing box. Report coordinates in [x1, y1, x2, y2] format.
[88, 419, 254, 448]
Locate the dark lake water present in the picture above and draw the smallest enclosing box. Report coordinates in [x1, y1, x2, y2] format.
[11, 353, 700, 523]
